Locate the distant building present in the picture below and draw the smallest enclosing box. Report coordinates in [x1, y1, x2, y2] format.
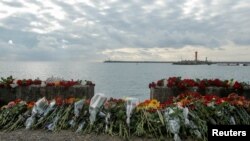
[195, 51, 198, 62]
[173, 51, 213, 65]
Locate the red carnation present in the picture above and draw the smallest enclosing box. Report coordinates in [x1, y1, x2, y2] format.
[157, 80, 164, 87]
[17, 80, 22, 86]
[26, 79, 32, 86]
[233, 81, 243, 90]
[55, 97, 63, 106]
[33, 79, 42, 85]
[149, 82, 156, 88]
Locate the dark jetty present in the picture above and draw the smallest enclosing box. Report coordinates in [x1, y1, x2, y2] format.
[172, 60, 214, 65]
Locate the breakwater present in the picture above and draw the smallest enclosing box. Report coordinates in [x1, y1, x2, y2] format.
[104, 60, 250, 66]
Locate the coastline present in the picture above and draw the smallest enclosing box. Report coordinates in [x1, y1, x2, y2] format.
[104, 60, 250, 66]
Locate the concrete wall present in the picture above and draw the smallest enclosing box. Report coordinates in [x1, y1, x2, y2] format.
[0, 85, 94, 103]
[150, 87, 250, 103]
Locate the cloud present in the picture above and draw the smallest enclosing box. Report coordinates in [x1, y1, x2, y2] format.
[0, 0, 249, 61]
[8, 40, 13, 45]
[101, 43, 250, 61]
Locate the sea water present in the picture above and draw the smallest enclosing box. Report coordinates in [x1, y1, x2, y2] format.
[0, 61, 249, 101]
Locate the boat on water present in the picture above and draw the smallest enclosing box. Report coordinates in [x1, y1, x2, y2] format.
[218, 63, 249, 66]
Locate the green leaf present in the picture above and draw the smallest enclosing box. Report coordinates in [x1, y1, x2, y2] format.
[157, 110, 165, 126]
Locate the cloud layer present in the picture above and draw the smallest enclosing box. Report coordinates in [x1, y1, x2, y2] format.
[0, 0, 250, 61]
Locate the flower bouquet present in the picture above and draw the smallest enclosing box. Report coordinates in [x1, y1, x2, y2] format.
[0, 99, 34, 131]
[102, 98, 128, 139]
[131, 99, 166, 140]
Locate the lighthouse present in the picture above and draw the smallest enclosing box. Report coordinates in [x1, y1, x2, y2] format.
[195, 51, 198, 62]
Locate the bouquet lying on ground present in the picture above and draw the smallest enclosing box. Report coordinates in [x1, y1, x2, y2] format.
[0, 92, 249, 141]
[0, 99, 35, 131]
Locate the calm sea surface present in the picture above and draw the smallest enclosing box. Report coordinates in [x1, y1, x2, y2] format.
[0, 61, 250, 101]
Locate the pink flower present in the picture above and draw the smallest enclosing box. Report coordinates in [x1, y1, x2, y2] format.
[7, 101, 16, 108]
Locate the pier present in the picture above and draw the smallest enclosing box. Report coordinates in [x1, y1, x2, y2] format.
[104, 51, 250, 66]
[104, 60, 174, 63]
[104, 60, 250, 66]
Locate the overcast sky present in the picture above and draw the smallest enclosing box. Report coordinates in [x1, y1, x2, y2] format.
[0, 0, 250, 62]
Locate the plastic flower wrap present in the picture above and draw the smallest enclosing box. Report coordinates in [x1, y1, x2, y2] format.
[74, 99, 90, 132]
[69, 99, 84, 128]
[76, 121, 86, 133]
[182, 107, 203, 139]
[165, 107, 181, 141]
[74, 100, 84, 117]
[39, 100, 63, 131]
[46, 116, 60, 131]
[10, 79, 18, 88]
[46, 97, 75, 131]
[164, 107, 202, 141]
[44, 100, 56, 116]
[32, 99, 56, 129]
[89, 93, 107, 124]
[125, 97, 139, 126]
[25, 97, 49, 129]
[33, 97, 49, 116]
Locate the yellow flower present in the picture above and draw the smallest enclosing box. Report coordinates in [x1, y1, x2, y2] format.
[147, 99, 160, 109]
[136, 99, 161, 110]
